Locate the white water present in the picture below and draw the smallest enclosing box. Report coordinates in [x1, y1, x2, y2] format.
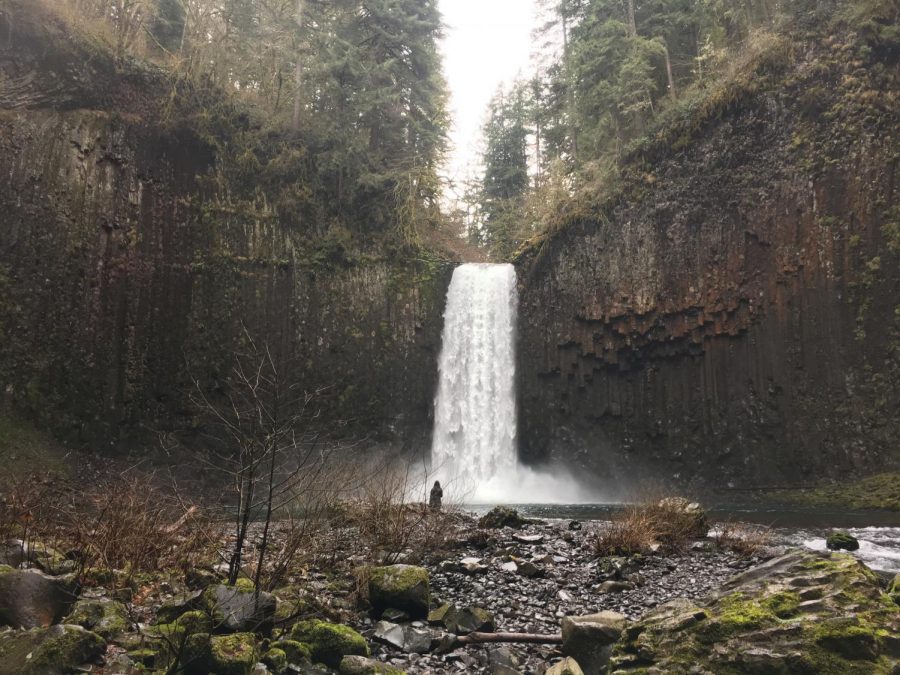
[431, 263, 591, 503]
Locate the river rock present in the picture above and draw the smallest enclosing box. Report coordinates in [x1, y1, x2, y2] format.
[561, 611, 626, 674]
[0, 565, 79, 628]
[445, 605, 495, 635]
[157, 589, 205, 624]
[513, 533, 544, 544]
[368, 565, 430, 619]
[609, 550, 899, 673]
[546, 657, 585, 675]
[0, 624, 106, 675]
[291, 620, 370, 668]
[203, 582, 276, 634]
[826, 531, 860, 551]
[66, 598, 129, 639]
[516, 561, 543, 578]
[181, 632, 259, 675]
[478, 507, 527, 529]
[373, 620, 431, 653]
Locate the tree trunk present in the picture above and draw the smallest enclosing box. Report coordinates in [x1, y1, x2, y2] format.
[663, 42, 677, 101]
[292, 0, 306, 132]
[626, 0, 637, 38]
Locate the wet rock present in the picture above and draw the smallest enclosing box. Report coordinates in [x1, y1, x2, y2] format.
[546, 656, 584, 675]
[66, 598, 129, 639]
[0, 565, 79, 628]
[203, 582, 277, 634]
[0, 624, 106, 675]
[291, 620, 370, 668]
[561, 611, 625, 674]
[826, 531, 860, 552]
[610, 550, 898, 674]
[373, 620, 431, 654]
[369, 565, 430, 619]
[478, 507, 527, 530]
[339, 655, 405, 674]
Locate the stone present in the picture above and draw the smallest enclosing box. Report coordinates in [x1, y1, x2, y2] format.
[66, 598, 129, 639]
[513, 533, 544, 544]
[478, 506, 527, 529]
[373, 620, 431, 654]
[0, 624, 106, 675]
[0, 540, 74, 575]
[487, 646, 525, 675]
[339, 655, 405, 674]
[182, 632, 260, 675]
[516, 561, 543, 578]
[460, 557, 488, 574]
[203, 583, 277, 634]
[499, 561, 518, 573]
[368, 565, 430, 619]
[561, 611, 626, 674]
[279, 639, 312, 664]
[262, 646, 288, 673]
[380, 608, 410, 623]
[597, 580, 633, 593]
[290, 620, 369, 668]
[445, 606, 495, 635]
[0, 565, 79, 628]
[156, 589, 205, 624]
[826, 531, 860, 551]
[427, 602, 452, 625]
[546, 656, 585, 675]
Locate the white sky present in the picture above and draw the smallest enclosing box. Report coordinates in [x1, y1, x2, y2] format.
[438, 0, 539, 208]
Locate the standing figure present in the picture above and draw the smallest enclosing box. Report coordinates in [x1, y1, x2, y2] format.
[429, 480, 443, 511]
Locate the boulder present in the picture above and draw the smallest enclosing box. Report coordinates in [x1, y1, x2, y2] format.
[156, 589, 205, 624]
[546, 657, 585, 675]
[290, 620, 369, 668]
[516, 561, 543, 578]
[0, 565, 79, 628]
[368, 565, 430, 619]
[339, 655, 406, 674]
[487, 646, 526, 675]
[826, 531, 860, 551]
[0, 624, 106, 675]
[0, 540, 75, 575]
[66, 598, 129, 639]
[608, 550, 899, 674]
[478, 506, 527, 529]
[182, 632, 260, 675]
[372, 620, 431, 654]
[445, 606, 495, 635]
[561, 611, 626, 674]
[202, 583, 277, 634]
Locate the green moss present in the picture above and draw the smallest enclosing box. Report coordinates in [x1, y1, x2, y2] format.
[279, 639, 312, 664]
[789, 473, 900, 511]
[262, 647, 288, 673]
[233, 577, 255, 592]
[66, 599, 129, 640]
[698, 593, 778, 643]
[289, 620, 369, 668]
[0, 625, 107, 675]
[761, 591, 801, 618]
[210, 633, 259, 674]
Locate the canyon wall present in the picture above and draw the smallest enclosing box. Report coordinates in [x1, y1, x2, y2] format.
[0, 5, 451, 451]
[517, 28, 899, 490]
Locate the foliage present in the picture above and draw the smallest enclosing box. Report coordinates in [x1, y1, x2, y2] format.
[592, 495, 708, 556]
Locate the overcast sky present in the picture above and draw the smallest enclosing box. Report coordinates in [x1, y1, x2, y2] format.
[438, 0, 538, 206]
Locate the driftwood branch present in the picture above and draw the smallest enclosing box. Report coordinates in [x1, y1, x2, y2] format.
[457, 632, 563, 645]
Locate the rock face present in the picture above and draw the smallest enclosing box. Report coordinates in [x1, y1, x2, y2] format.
[609, 550, 900, 673]
[0, 566, 79, 628]
[368, 565, 430, 620]
[0, 1, 452, 450]
[515, 23, 900, 488]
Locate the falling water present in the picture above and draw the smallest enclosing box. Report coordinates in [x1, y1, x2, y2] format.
[431, 264, 518, 500]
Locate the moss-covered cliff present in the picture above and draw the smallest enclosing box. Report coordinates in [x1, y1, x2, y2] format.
[0, 2, 453, 451]
[516, 11, 899, 491]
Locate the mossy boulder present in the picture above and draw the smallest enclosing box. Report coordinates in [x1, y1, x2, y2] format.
[0, 624, 106, 675]
[561, 611, 626, 673]
[263, 646, 288, 673]
[826, 531, 861, 551]
[155, 589, 205, 624]
[609, 550, 899, 674]
[0, 566, 79, 628]
[478, 506, 528, 529]
[181, 632, 259, 675]
[279, 638, 312, 664]
[444, 605, 495, 635]
[290, 620, 369, 668]
[339, 655, 406, 674]
[367, 565, 430, 619]
[66, 598, 129, 639]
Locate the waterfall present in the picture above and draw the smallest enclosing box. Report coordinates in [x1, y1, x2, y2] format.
[431, 263, 518, 500]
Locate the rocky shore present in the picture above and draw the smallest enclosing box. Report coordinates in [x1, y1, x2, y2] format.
[1, 506, 897, 674]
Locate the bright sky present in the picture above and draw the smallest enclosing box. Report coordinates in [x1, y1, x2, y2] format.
[438, 0, 538, 207]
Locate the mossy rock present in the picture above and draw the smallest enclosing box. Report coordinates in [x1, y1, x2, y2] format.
[263, 646, 288, 673]
[201, 582, 276, 634]
[290, 620, 369, 668]
[181, 632, 259, 675]
[66, 598, 129, 639]
[608, 550, 899, 674]
[0, 624, 106, 675]
[889, 573, 899, 605]
[279, 638, 312, 664]
[827, 531, 861, 551]
[477, 506, 528, 529]
[339, 654, 407, 674]
[367, 565, 430, 619]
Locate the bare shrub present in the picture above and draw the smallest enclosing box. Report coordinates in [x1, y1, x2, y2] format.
[593, 495, 708, 556]
[713, 521, 773, 557]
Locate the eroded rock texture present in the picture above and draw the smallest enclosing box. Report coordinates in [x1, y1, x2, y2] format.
[516, 28, 900, 489]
